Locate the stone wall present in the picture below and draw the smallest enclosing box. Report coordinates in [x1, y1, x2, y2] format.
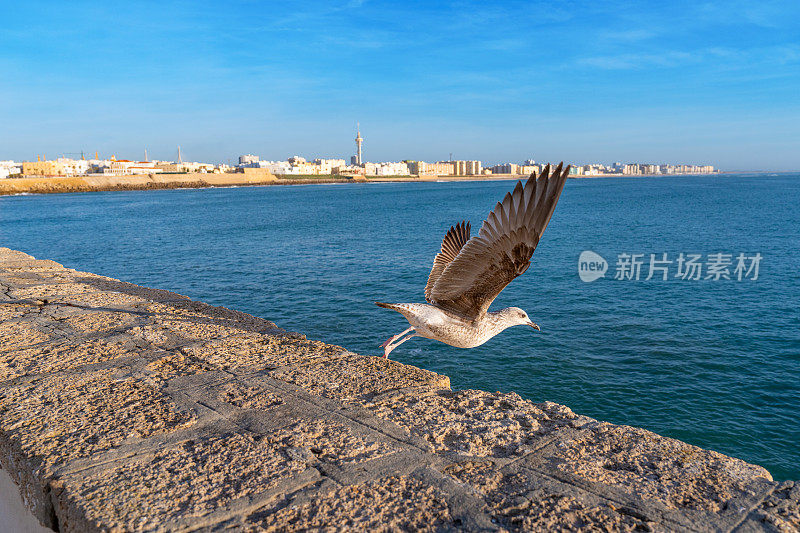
[0, 248, 797, 531]
[0, 173, 277, 195]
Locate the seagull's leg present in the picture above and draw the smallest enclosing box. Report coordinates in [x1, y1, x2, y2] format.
[383, 331, 418, 359]
[380, 326, 414, 349]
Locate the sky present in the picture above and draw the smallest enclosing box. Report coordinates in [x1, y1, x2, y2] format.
[1, 0, 799, 170]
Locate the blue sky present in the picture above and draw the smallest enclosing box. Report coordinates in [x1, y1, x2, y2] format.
[1, 1, 799, 169]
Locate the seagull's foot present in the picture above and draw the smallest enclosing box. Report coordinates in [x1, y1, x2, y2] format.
[380, 336, 395, 349]
[379, 327, 415, 359]
[382, 339, 397, 358]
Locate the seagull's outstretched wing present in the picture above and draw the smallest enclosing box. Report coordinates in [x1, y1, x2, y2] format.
[425, 220, 471, 302]
[428, 163, 570, 320]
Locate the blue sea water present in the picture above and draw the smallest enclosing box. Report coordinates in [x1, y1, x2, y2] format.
[1, 174, 798, 480]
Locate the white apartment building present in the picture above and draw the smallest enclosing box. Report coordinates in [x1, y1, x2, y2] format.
[258, 161, 297, 175]
[103, 160, 166, 176]
[56, 158, 90, 176]
[0, 160, 21, 179]
[491, 163, 518, 174]
[239, 154, 260, 166]
[315, 159, 347, 174]
[375, 162, 410, 176]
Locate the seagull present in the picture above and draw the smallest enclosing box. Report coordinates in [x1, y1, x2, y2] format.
[376, 162, 570, 358]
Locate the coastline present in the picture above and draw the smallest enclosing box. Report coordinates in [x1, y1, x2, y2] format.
[0, 170, 737, 197]
[0, 247, 797, 531]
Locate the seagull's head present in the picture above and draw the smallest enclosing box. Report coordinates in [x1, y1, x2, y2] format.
[500, 307, 540, 331]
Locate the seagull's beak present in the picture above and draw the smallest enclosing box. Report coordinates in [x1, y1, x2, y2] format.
[528, 321, 540, 331]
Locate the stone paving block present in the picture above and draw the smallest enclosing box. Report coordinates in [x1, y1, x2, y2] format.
[0, 334, 147, 381]
[0, 368, 196, 477]
[736, 481, 800, 533]
[0, 303, 32, 321]
[0, 319, 68, 351]
[444, 460, 658, 532]
[179, 333, 345, 371]
[216, 381, 285, 410]
[7, 282, 102, 300]
[270, 353, 451, 402]
[52, 417, 397, 532]
[142, 350, 217, 382]
[364, 389, 577, 457]
[42, 290, 154, 309]
[0, 260, 67, 271]
[243, 475, 455, 532]
[46, 305, 144, 334]
[541, 423, 773, 513]
[126, 302, 281, 348]
[52, 431, 312, 532]
[64, 275, 195, 305]
[15, 271, 106, 285]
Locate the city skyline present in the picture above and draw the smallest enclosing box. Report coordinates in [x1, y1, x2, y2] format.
[2, 1, 799, 170]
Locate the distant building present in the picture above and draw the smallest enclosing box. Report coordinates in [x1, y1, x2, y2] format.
[0, 160, 21, 179]
[22, 158, 89, 177]
[152, 161, 213, 173]
[491, 163, 518, 175]
[104, 160, 165, 175]
[365, 162, 410, 176]
[239, 154, 260, 166]
[354, 125, 363, 165]
[315, 158, 347, 174]
[449, 160, 482, 175]
[408, 161, 454, 176]
[623, 164, 640, 175]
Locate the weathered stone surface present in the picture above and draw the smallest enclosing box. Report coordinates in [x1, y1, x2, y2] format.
[737, 481, 800, 532]
[271, 353, 451, 402]
[245, 475, 454, 532]
[447, 459, 656, 532]
[0, 248, 794, 532]
[180, 333, 344, 371]
[365, 389, 575, 457]
[0, 319, 68, 351]
[0, 369, 197, 476]
[546, 422, 772, 512]
[0, 335, 146, 381]
[53, 431, 310, 531]
[216, 382, 284, 410]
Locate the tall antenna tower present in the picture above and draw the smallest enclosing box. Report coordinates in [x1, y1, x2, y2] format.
[355, 124, 363, 166]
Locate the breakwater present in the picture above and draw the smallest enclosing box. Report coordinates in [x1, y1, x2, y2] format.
[0, 173, 551, 196]
[0, 173, 279, 195]
[0, 247, 797, 531]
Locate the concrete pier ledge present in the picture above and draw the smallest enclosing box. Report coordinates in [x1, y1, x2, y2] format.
[0, 247, 797, 532]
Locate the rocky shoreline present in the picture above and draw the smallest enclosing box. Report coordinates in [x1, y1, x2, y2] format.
[0, 171, 738, 196]
[0, 247, 797, 531]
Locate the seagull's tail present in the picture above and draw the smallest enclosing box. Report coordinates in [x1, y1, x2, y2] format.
[375, 302, 417, 321]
